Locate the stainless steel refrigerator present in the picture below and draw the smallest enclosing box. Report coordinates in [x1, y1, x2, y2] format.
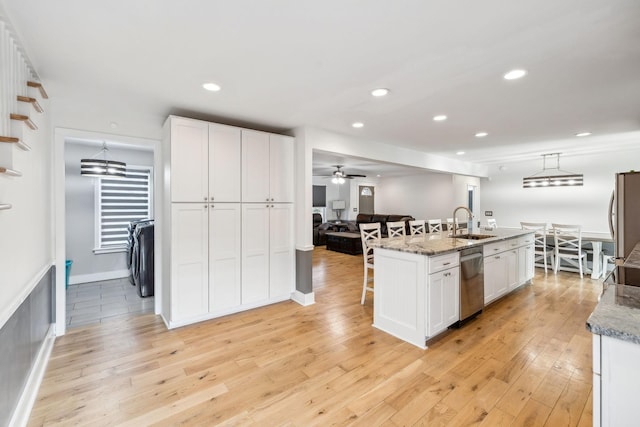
[610, 171, 640, 264]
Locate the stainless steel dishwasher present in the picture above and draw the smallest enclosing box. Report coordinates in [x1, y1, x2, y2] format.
[459, 246, 484, 323]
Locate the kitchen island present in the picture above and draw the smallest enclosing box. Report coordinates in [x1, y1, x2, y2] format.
[587, 242, 640, 427]
[369, 228, 535, 349]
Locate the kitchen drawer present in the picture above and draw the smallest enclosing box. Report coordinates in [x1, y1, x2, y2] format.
[483, 240, 507, 256]
[428, 252, 459, 273]
[518, 233, 535, 247]
[506, 237, 523, 250]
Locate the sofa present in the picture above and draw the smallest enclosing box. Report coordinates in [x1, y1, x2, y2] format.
[355, 213, 415, 236]
[313, 213, 327, 246]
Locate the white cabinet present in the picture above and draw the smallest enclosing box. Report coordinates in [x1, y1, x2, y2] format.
[242, 130, 294, 203]
[171, 203, 209, 321]
[517, 244, 535, 286]
[169, 118, 241, 202]
[209, 203, 241, 313]
[427, 267, 460, 338]
[209, 124, 241, 202]
[163, 116, 295, 329]
[484, 252, 508, 304]
[594, 334, 640, 426]
[484, 235, 535, 304]
[170, 118, 209, 202]
[241, 203, 294, 305]
[506, 249, 518, 292]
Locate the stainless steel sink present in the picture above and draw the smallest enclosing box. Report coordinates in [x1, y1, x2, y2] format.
[450, 233, 496, 240]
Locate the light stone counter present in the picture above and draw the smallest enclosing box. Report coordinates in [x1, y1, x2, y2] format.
[368, 228, 533, 256]
[587, 241, 640, 343]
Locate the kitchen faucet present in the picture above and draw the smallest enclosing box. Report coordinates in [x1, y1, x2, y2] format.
[451, 206, 473, 236]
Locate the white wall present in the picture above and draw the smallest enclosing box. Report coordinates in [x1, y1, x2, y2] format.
[375, 172, 456, 220]
[0, 105, 53, 329]
[64, 141, 153, 283]
[481, 148, 640, 232]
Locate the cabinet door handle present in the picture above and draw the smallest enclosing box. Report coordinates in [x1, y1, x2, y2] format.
[494, 248, 500, 251]
[495, 255, 500, 259]
[210, 204, 214, 208]
[444, 272, 451, 277]
[442, 262, 451, 266]
[271, 198, 274, 202]
[266, 198, 270, 201]
[204, 205, 208, 209]
[204, 196, 208, 201]
[266, 204, 269, 208]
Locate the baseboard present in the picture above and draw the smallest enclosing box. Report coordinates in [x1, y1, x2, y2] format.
[68, 269, 129, 285]
[9, 324, 56, 427]
[291, 290, 315, 306]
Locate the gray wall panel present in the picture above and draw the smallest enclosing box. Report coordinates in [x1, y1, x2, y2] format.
[0, 268, 54, 427]
[295, 249, 313, 294]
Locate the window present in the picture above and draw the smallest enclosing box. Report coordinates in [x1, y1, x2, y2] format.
[95, 165, 153, 253]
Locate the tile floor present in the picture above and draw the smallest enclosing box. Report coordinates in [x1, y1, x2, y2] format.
[66, 277, 155, 328]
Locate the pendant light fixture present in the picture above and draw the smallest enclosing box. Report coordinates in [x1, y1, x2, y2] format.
[522, 153, 583, 188]
[80, 142, 126, 178]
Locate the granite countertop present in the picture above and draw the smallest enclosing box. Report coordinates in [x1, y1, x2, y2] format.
[586, 241, 640, 343]
[368, 228, 533, 256]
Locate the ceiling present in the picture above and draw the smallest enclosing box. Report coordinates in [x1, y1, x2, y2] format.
[3, 0, 640, 167]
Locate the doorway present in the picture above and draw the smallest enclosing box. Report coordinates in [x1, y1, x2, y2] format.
[359, 185, 375, 215]
[54, 129, 160, 336]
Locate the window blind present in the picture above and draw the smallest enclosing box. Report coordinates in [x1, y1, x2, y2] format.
[96, 165, 153, 250]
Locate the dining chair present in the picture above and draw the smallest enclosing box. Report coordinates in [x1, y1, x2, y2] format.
[359, 223, 381, 304]
[409, 219, 426, 236]
[520, 221, 554, 273]
[552, 223, 588, 278]
[428, 219, 443, 233]
[387, 221, 406, 238]
[446, 217, 459, 232]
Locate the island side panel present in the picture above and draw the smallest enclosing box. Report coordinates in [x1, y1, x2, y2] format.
[373, 248, 426, 349]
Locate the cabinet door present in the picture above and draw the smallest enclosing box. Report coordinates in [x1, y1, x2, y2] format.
[209, 124, 241, 202]
[443, 268, 460, 327]
[171, 203, 209, 320]
[242, 130, 270, 202]
[427, 270, 445, 337]
[506, 249, 518, 292]
[242, 204, 270, 303]
[209, 203, 241, 312]
[269, 203, 294, 299]
[428, 268, 460, 337]
[524, 244, 535, 281]
[269, 134, 294, 203]
[484, 254, 506, 304]
[170, 118, 209, 202]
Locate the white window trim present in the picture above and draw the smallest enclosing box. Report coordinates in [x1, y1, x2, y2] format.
[93, 164, 154, 253]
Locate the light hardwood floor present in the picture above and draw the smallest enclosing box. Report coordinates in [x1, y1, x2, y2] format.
[28, 247, 599, 426]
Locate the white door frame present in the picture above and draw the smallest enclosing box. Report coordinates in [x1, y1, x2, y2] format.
[53, 128, 160, 336]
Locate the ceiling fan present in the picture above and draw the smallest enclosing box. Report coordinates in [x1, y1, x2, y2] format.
[321, 165, 366, 183]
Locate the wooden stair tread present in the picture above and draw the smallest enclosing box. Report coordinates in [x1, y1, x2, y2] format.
[17, 95, 44, 113]
[27, 81, 49, 99]
[0, 167, 22, 176]
[0, 136, 31, 151]
[10, 113, 38, 130]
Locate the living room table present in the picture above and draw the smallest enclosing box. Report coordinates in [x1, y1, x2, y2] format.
[325, 232, 363, 255]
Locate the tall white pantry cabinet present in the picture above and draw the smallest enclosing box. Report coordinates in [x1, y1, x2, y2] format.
[162, 116, 295, 328]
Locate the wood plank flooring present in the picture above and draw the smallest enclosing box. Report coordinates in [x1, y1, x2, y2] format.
[28, 247, 600, 426]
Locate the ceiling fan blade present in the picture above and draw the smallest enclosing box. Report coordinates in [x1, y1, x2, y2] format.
[346, 174, 366, 178]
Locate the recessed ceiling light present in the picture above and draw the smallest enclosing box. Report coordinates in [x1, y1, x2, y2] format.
[475, 132, 488, 138]
[503, 69, 527, 80]
[352, 122, 364, 128]
[575, 132, 592, 137]
[433, 115, 447, 122]
[109, 122, 118, 129]
[371, 88, 389, 97]
[202, 82, 221, 92]
[376, 174, 381, 178]
[456, 151, 465, 155]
